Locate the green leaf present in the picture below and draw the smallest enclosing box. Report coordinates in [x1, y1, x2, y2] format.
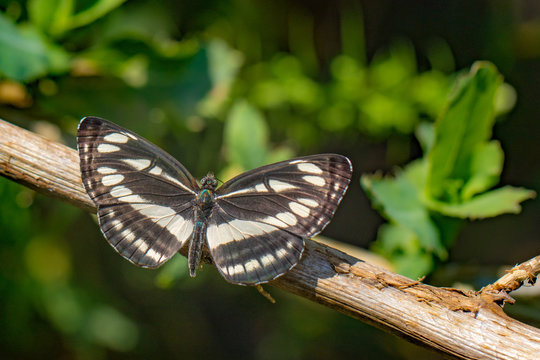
[29, 0, 126, 36]
[68, 0, 127, 31]
[427, 62, 502, 201]
[361, 162, 445, 257]
[372, 224, 434, 278]
[461, 140, 503, 199]
[28, 0, 74, 36]
[427, 186, 536, 219]
[0, 13, 69, 81]
[415, 122, 435, 154]
[224, 100, 269, 170]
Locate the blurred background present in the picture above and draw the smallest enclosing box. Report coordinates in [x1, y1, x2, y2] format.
[0, 1, 538, 359]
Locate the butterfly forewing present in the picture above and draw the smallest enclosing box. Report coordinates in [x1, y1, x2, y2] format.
[215, 154, 352, 238]
[208, 154, 352, 284]
[78, 116, 199, 267]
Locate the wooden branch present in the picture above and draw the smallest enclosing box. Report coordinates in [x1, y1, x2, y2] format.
[480, 256, 540, 297]
[1, 118, 539, 360]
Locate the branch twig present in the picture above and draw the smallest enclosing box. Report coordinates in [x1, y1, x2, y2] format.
[1, 118, 539, 360]
[480, 256, 540, 297]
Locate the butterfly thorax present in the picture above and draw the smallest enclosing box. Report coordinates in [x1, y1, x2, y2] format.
[198, 172, 217, 206]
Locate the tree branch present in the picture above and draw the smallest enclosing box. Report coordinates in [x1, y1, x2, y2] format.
[1, 118, 539, 360]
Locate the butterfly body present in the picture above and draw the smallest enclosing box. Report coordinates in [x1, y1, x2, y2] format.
[189, 173, 218, 277]
[78, 116, 352, 285]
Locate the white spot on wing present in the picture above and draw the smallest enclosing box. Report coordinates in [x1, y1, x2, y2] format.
[121, 229, 135, 242]
[244, 259, 261, 273]
[276, 212, 297, 226]
[97, 144, 120, 153]
[110, 219, 123, 230]
[207, 220, 278, 246]
[260, 254, 276, 266]
[269, 179, 297, 192]
[176, 219, 194, 243]
[120, 194, 146, 203]
[289, 159, 304, 164]
[132, 203, 176, 218]
[276, 248, 288, 259]
[132, 239, 149, 254]
[163, 173, 196, 194]
[104, 133, 129, 143]
[228, 264, 244, 276]
[149, 166, 163, 175]
[145, 248, 162, 262]
[123, 158, 151, 170]
[298, 198, 318, 207]
[303, 175, 325, 186]
[111, 186, 132, 198]
[165, 216, 186, 236]
[261, 216, 287, 228]
[217, 183, 270, 199]
[219, 188, 253, 198]
[102, 174, 124, 186]
[289, 202, 310, 218]
[297, 162, 323, 174]
[97, 167, 116, 175]
[255, 183, 267, 192]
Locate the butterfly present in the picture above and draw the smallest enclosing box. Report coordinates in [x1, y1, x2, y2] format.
[77, 116, 352, 285]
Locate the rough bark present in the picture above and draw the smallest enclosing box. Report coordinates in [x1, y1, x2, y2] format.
[1, 118, 539, 359]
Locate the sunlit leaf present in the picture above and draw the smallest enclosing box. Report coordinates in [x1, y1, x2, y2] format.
[427, 62, 501, 201]
[427, 186, 536, 219]
[361, 161, 445, 257]
[461, 140, 503, 199]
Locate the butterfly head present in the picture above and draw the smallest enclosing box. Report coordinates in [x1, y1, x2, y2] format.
[200, 172, 218, 191]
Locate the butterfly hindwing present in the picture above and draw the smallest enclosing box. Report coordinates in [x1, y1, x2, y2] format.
[209, 154, 352, 284]
[207, 207, 304, 285]
[78, 116, 198, 267]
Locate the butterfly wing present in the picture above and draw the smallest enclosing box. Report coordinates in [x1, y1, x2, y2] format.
[78, 116, 198, 268]
[207, 154, 352, 285]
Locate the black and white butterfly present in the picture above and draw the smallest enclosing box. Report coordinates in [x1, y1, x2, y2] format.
[78, 116, 352, 285]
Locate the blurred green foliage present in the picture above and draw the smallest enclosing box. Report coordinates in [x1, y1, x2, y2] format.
[362, 62, 535, 277]
[0, 1, 538, 359]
